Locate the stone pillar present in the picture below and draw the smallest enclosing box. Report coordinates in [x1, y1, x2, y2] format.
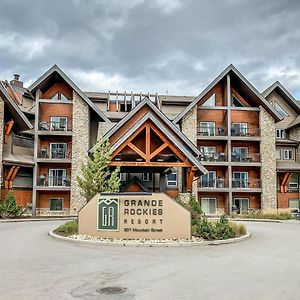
[260, 106, 277, 210]
[0, 98, 4, 188]
[289, 127, 300, 162]
[181, 106, 198, 199]
[70, 92, 90, 214]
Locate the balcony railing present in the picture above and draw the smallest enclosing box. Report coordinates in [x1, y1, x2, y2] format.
[231, 153, 260, 162]
[39, 148, 70, 159]
[231, 127, 260, 137]
[37, 176, 71, 187]
[232, 179, 261, 189]
[198, 178, 228, 188]
[39, 121, 71, 132]
[200, 152, 227, 162]
[197, 127, 227, 136]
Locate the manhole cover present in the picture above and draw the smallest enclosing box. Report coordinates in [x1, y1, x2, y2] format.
[96, 287, 126, 295]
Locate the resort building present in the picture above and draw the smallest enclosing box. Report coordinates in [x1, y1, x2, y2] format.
[0, 64, 299, 216]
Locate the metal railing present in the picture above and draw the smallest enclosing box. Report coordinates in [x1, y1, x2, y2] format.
[37, 176, 70, 187]
[231, 153, 260, 162]
[198, 179, 228, 188]
[231, 127, 260, 137]
[200, 152, 227, 162]
[197, 126, 227, 136]
[39, 148, 70, 159]
[39, 121, 71, 132]
[232, 179, 261, 189]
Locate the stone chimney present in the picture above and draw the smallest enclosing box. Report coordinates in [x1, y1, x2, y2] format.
[10, 74, 23, 88]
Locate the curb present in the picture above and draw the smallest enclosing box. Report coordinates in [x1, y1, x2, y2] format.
[231, 218, 283, 223]
[0, 217, 76, 223]
[48, 230, 251, 247]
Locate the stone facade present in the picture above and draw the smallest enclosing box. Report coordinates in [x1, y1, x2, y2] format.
[289, 127, 300, 162]
[0, 98, 4, 188]
[260, 106, 277, 210]
[70, 92, 90, 214]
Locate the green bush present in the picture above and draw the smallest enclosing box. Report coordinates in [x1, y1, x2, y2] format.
[0, 191, 23, 218]
[229, 222, 246, 237]
[54, 220, 78, 236]
[237, 210, 292, 220]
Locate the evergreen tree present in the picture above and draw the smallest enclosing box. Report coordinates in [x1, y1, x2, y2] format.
[0, 191, 23, 218]
[77, 137, 120, 201]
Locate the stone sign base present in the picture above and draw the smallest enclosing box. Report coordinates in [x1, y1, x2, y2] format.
[78, 193, 191, 240]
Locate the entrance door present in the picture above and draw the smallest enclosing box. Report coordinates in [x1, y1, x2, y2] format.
[234, 198, 249, 214]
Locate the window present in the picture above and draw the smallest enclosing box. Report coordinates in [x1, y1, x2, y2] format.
[274, 102, 288, 117]
[232, 123, 248, 136]
[200, 146, 216, 161]
[234, 198, 249, 213]
[201, 198, 216, 214]
[283, 149, 294, 160]
[288, 174, 298, 189]
[143, 173, 153, 182]
[199, 122, 215, 136]
[276, 129, 286, 139]
[167, 172, 177, 187]
[233, 172, 249, 188]
[276, 148, 281, 160]
[50, 117, 68, 131]
[200, 171, 216, 188]
[119, 173, 127, 182]
[50, 92, 69, 101]
[232, 147, 248, 162]
[232, 94, 245, 107]
[50, 198, 63, 211]
[288, 199, 300, 209]
[203, 93, 216, 107]
[49, 169, 67, 186]
[50, 143, 67, 159]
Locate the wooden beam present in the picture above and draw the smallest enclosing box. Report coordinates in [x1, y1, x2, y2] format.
[280, 172, 290, 193]
[110, 161, 192, 167]
[186, 168, 194, 192]
[5, 166, 15, 189]
[128, 142, 146, 160]
[4, 120, 14, 144]
[146, 124, 150, 161]
[150, 142, 168, 159]
[9, 166, 19, 189]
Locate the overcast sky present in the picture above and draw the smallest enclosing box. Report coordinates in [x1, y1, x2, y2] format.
[1, 0, 300, 98]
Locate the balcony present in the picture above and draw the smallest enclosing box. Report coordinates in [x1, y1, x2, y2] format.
[199, 152, 228, 165]
[36, 176, 71, 191]
[37, 148, 71, 163]
[231, 127, 260, 138]
[198, 178, 229, 191]
[197, 127, 227, 140]
[38, 121, 72, 136]
[231, 153, 261, 164]
[232, 179, 261, 191]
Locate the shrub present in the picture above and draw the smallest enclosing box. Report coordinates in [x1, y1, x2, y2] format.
[0, 191, 23, 218]
[54, 220, 78, 236]
[229, 222, 246, 237]
[237, 209, 292, 220]
[214, 215, 235, 240]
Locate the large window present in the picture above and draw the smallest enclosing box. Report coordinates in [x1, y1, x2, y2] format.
[288, 174, 298, 189]
[274, 102, 288, 117]
[167, 172, 177, 187]
[199, 122, 215, 136]
[233, 172, 249, 188]
[200, 146, 216, 161]
[288, 199, 300, 210]
[232, 94, 245, 107]
[50, 143, 67, 159]
[276, 129, 286, 139]
[50, 117, 68, 131]
[49, 169, 67, 186]
[200, 171, 216, 188]
[283, 149, 294, 160]
[201, 198, 216, 214]
[143, 173, 153, 182]
[50, 198, 63, 211]
[232, 147, 248, 162]
[50, 92, 69, 101]
[203, 93, 216, 107]
[234, 198, 249, 213]
[232, 123, 248, 136]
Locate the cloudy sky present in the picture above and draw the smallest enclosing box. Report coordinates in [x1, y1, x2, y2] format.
[1, 0, 300, 98]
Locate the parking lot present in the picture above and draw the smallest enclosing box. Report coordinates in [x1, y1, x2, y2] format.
[0, 220, 299, 300]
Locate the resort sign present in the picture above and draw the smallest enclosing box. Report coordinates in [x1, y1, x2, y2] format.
[79, 193, 191, 239]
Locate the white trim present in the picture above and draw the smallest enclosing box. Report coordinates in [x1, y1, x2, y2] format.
[49, 198, 64, 212]
[50, 116, 68, 132]
[167, 172, 177, 187]
[48, 169, 67, 187]
[49, 142, 67, 159]
[200, 197, 217, 214]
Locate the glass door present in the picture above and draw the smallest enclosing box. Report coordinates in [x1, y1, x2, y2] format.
[49, 169, 66, 186]
[234, 198, 249, 214]
[233, 172, 248, 188]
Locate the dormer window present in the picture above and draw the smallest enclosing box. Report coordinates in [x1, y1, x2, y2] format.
[232, 94, 245, 107]
[276, 129, 286, 139]
[203, 93, 216, 107]
[50, 92, 69, 101]
[274, 102, 288, 117]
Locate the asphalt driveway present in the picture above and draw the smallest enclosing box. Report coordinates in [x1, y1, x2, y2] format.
[0, 220, 299, 300]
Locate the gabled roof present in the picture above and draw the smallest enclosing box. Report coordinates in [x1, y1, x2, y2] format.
[28, 65, 110, 123]
[99, 97, 206, 174]
[0, 81, 33, 130]
[173, 64, 283, 123]
[262, 81, 300, 115]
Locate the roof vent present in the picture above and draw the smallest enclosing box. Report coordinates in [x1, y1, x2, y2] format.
[10, 74, 23, 88]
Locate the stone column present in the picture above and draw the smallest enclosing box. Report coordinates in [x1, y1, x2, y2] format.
[0, 98, 4, 189]
[289, 127, 300, 162]
[70, 92, 90, 214]
[181, 106, 198, 199]
[260, 106, 277, 210]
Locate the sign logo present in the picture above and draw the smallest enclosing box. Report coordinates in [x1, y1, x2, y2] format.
[98, 198, 119, 231]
